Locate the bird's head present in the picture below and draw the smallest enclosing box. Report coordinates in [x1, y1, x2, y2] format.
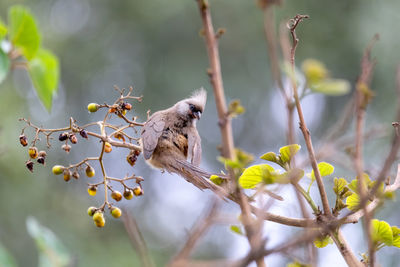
[176, 88, 207, 120]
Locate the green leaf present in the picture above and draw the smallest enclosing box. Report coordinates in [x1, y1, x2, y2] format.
[371, 219, 393, 246]
[346, 193, 360, 211]
[392, 226, 400, 248]
[0, 242, 17, 267]
[348, 173, 371, 193]
[8, 5, 41, 60]
[260, 152, 279, 163]
[279, 144, 301, 163]
[28, 49, 60, 112]
[26, 217, 71, 267]
[302, 58, 328, 84]
[0, 49, 10, 84]
[287, 262, 311, 267]
[0, 18, 7, 40]
[313, 235, 333, 248]
[309, 79, 351, 96]
[210, 175, 223, 185]
[333, 177, 348, 195]
[311, 162, 334, 180]
[228, 99, 246, 117]
[238, 164, 274, 189]
[230, 225, 243, 235]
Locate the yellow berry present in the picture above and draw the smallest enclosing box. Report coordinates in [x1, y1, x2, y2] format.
[87, 207, 97, 216]
[133, 186, 143, 196]
[104, 142, 112, 153]
[111, 191, 122, 202]
[63, 170, 71, 182]
[85, 166, 95, 177]
[110, 207, 122, 218]
[118, 109, 127, 118]
[123, 189, 134, 200]
[87, 103, 99, 113]
[88, 185, 97, 196]
[52, 165, 64, 175]
[93, 212, 105, 227]
[28, 147, 38, 159]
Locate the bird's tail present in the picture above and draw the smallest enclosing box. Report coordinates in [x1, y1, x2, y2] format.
[168, 159, 228, 199]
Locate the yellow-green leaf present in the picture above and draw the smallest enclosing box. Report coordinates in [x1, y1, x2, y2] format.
[392, 226, 400, 248]
[279, 144, 301, 163]
[346, 193, 360, 211]
[348, 173, 371, 193]
[210, 175, 223, 185]
[8, 5, 41, 60]
[0, 18, 7, 40]
[302, 58, 328, 84]
[230, 225, 243, 235]
[260, 152, 279, 163]
[0, 49, 10, 84]
[28, 49, 60, 112]
[287, 262, 311, 267]
[372, 219, 393, 246]
[311, 162, 334, 180]
[313, 235, 333, 248]
[333, 177, 348, 195]
[238, 164, 274, 189]
[309, 79, 351, 96]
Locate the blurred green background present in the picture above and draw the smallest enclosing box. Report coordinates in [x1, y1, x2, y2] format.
[1, 0, 400, 266]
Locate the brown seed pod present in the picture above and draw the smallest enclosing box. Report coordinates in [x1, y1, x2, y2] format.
[121, 102, 132, 111]
[19, 135, 28, 147]
[59, 132, 69, 141]
[126, 150, 138, 166]
[26, 160, 34, 172]
[134, 150, 141, 156]
[79, 129, 88, 139]
[28, 147, 38, 159]
[62, 144, 71, 153]
[72, 171, 80, 179]
[69, 134, 78, 144]
[37, 157, 45, 165]
[38, 151, 47, 158]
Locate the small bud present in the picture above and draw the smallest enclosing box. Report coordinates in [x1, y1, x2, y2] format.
[52, 165, 64, 175]
[111, 191, 122, 202]
[110, 207, 122, 218]
[37, 157, 45, 165]
[87, 206, 97, 217]
[88, 103, 99, 113]
[58, 132, 69, 141]
[38, 151, 47, 158]
[85, 166, 95, 177]
[121, 102, 132, 111]
[93, 211, 105, 227]
[104, 142, 112, 153]
[28, 147, 38, 159]
[19, 135, 28, 147]
[26, 160, 34, 172]
[88, 185, 97, 196]
[79, 129, 88, 139]
[133, 186, 143, 196]
[72, 171, 80, 179]
[63, 169, 71, 182]
[123, 188, 134, 200]
[62, 144, 71, 153]
[69, 134, 78, 144]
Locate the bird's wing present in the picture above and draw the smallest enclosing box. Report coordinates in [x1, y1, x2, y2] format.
[141, 112, 165, 160]
[189, 130, 202, 166]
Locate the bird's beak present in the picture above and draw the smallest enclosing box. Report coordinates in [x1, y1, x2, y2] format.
[193, 111, 202, 120]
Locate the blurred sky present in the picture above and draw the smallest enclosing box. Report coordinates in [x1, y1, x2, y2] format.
[1, 0, 400, 266]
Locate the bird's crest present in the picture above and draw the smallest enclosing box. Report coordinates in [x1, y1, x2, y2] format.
[189, 87, 207, 110]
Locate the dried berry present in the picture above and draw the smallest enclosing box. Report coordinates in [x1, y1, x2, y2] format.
[87, 207, 97, 217]
[26, 160, 34, 172]
[126, 151, 138, 166]
[85, 166, 95, 177]
[62, 144, 71, 153]
[88, 103, 99, 113]
[28, 147, 38, 159]
[59, 132, 68, 141]
[121, 102, 132, 110]
[104, 142, 112, 153]
[123, 188, 134, 200]
[134, 150, 141, 156]
[114, 132, 125, 141]
[52, 165, 64, 175]
[79, 129, 88, 139]
[19, 135, 28, 147]
[37, 157, 45, 165]
[133, 186, 143, 196]
[88, 185, 97, 196]
[63, 169, 71, 182]
[109, 107, 117, 113]
[110, 207, 122, 218]
[69, 134, 78, 144]
[72, 171, 80, 179]
[38, 151, 47, 158]
[111, 191, 122, 202]
[93, 211, 105, 227]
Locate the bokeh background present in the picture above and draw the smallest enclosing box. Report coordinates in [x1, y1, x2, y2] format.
[1, 0, 400, 266]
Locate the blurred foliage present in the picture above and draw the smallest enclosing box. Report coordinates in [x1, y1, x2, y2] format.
[1, 0, 400, 266]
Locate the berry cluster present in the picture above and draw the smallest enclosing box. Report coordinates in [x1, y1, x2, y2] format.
[19, 86, 145, 227]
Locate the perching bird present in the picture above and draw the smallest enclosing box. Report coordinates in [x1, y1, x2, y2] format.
[141, 88, 226, 196]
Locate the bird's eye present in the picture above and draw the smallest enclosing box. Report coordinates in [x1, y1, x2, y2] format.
[189, 104, 195, 111]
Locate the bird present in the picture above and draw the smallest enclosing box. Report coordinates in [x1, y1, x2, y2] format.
[141, 88, 227, 197]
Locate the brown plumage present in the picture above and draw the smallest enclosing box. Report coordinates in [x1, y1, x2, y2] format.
[141, 89, 226, 196]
